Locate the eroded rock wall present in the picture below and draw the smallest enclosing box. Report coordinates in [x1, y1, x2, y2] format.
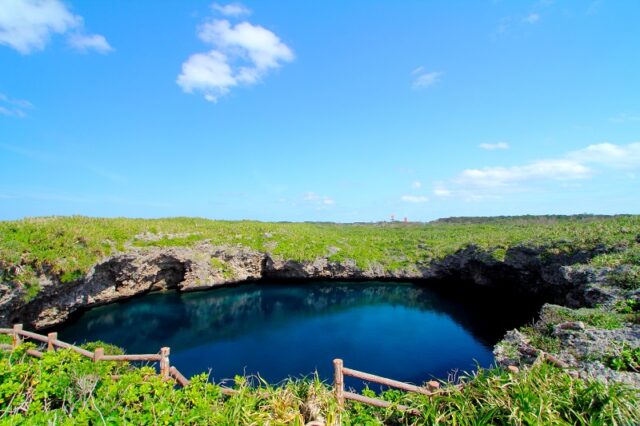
[0, 243, 610, 329]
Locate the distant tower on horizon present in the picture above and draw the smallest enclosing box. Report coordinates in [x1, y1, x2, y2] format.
[390, 214, 395, 222]
[404, 217, 408, 223]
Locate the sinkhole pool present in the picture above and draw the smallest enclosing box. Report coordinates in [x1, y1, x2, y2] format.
[57, 281, 539, 387]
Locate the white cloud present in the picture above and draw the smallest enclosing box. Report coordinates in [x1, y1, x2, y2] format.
[178, 11, 294, 102]
[479, 142, 510, 150]
[523, 13, 540, 23]
[177, 51, 236, 101]
[457, 159, 590, 189]
[212, 2, 251, 17]
[433, 188, 452, 197]
[67, 33, 112, 53]
[0, 92, 32, 117]
[435, 142, 640, 200]
[411, 180, 422, 189]
[303, 192, 335, 207]
[412, 67, 442, 89]
[0, 0, 112, 54]
[198, 20, 294, 72]
[568, 142, 640, 170]
[401, 195, 428, 203]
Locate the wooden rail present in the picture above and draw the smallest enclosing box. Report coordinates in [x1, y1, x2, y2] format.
[0, 324, 178, 385]
[333, 356, 565, 414]
[333, 358, 442, 415]
[341, 367, 440, 396]
[0, 324, 242, 396]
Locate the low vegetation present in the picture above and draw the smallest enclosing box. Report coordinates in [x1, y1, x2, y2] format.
[606, 344, 640, 373]
[2, 215, 639, 423]
[539, 305, 638, 330]
[1, 215, 639, 295]
[1, 342, 638, 425]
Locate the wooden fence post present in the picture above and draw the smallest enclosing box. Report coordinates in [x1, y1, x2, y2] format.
[47, 332, 57, 352]
[12, 324, 22, 348]
[94, 348, 104, 362]
[160, 347, 170, 378]
[333, 358, 344, 407]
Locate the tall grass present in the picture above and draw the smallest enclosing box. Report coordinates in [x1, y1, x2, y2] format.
[1, 343, 638, 425]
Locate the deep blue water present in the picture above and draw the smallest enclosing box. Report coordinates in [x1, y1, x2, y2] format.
[57, 281, 538, 387]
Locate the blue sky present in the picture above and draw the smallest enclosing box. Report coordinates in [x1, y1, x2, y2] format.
[1, 0, 639, 222]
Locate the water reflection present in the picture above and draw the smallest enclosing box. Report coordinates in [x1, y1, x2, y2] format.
[58, 281, 538, 385]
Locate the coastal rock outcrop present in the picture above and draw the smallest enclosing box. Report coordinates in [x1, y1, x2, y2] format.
[494, 303, 640, 387]
[0, 243, 609, 329]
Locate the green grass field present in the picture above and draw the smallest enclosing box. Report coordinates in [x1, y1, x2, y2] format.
[1, 215, 639, 291]
[2, 217, 640, 423]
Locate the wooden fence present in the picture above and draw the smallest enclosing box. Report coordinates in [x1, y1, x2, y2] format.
[332, 352, 569, 414]
[333, 358, 445, 415]
[1, 325, 568, 414]
[0, 324, 242, 396]
[0, 324, 186, 386]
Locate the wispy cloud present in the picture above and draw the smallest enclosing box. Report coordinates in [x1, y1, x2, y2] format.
[496, 17, 513, 35]
[303, 192, 335, 208]
[411, 67, 443, 89]
[433, 187, 452, 197]
[495, 1, 550, 36]
[0, 191, 171, 207]
[457, 159, 589, 188]
[568, 142, 640, 169]
[212, 2, 251, 17]
[0, 93, 33, 117]
[177, 4, 294, 102]
[434, 142, 640, 200]
[401, 195, 428, 203]
[411, 180, 422, 189]
[0, 143, 127, 184]
[67, 33, 113, 54]
[586, 0, 603, 15]
[609, 113, 640, 124]
[0, 0, 112, 54]
[479, 142, 510, 150]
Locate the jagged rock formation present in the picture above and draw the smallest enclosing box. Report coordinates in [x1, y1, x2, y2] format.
[0, 243, 611, 329]
[494, 304, 640, 387]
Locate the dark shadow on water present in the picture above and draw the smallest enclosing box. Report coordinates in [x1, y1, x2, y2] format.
[57, 280, 541, 388]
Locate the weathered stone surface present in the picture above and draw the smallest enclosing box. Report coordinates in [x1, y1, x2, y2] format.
[495, 303, 640, 388]
[579, 361, 640, 388]
[554, 321, 586, 331]
[0, 243, 614, 329]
